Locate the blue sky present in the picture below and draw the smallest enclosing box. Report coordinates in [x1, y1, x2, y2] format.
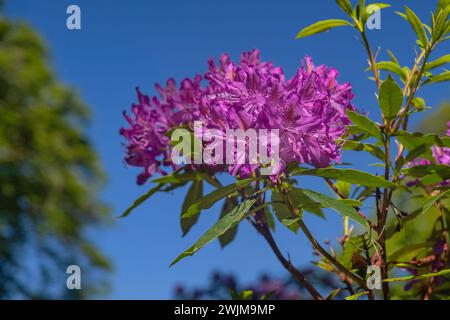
[5, 0, 449, 299]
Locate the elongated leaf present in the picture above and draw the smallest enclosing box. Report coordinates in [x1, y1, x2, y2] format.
[361, 3, 391, 24]
[340, 235, 365, 268]
[181, 180, 203, 236]
[405, 144, 428, 163]
[271, 191, 300, 233]
[387, 50, 399, 64]
[343, 140, 385, 160]
[290, 188, 325, 219]
[264, 206, 276, 231]
[405, 6, 429, 47]
[423, 190, 450, 214]
[346, 110, 382, 140]
[295, 19, 353, 39]
[336, 0, 353, 16]
[384, 269, 450, 283]
[302, 189, 368, 226]
[424, 70, 450, 84]
[170, 199, 256, 266]
[291, 167, 397, 188]
[218, 196, 239, 248]
[436, 0, 450, 15]
[389, 241, 434, 263]
[403, 164, 450, 180]
[345, 291, 369, 300]
[374, 61, 406, 81]
[121, 183, 162, 217]
[425, 54, 450, 71]
[182, 178, 254, 219]
[379, 75, 403, 120]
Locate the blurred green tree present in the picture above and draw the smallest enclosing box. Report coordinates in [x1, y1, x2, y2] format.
[0, 10, 111, 298]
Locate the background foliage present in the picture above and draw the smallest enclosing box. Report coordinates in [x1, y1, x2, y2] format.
[0, 9, 111, 298]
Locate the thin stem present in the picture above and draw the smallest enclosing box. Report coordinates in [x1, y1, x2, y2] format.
[324, 178, 377, 230]
[247, 184, 323, 300]
[250, 217, 323, 300]
[361, 31, 381, 89]
[279, 187, 368, 289]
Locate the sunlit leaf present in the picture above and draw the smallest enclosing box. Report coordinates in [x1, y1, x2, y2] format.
[170, 199, 256, 266]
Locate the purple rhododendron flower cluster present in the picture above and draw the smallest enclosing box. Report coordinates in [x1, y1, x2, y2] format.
[120, 49, 355, 185]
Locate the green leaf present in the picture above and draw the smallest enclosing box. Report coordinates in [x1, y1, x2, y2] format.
[325, 288, 342, 300]
[170, 199, 256, 266]
[182, 178, 254, 219]
[389, 241, 435, 263]
[218, 196, 239, 248]
[436, 0, 450, 15]
[340, 235, 365, 268]
[180, 180, 203, 236]
[336, 0, 354, 16]
[385, 269, 450, 283]
[346, 110, 382, 140]
[302, 189, 368, 226]
[339, 199, 364, 207]
[264, 206, 276, 231]
[271, 191, 300, 233]
[374, 61, 407, 81]
[379, 75, 403, 120]
[291, 167, 397, 188]
[120, 183, 162, 217]
[423, 190, 450, 214]
[343, 140, 385, 160]
[405, 144, 428, 163]
[403, 164, 450, 180]
[335, 181, 352, 198]
[295, 19, 353, 39]
[424, 70, 450, 84]
[281, 217, 302, 229]
[387, 50, 400, 64]
[345, 291, 369, 300]
[289, 188, 325, 219]
[425, 54, 450, 71]
[404, 6, 429, 47]
[361, 3, 391, 24]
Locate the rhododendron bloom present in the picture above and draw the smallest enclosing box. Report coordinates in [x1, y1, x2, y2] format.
[120, 49, 355, 185]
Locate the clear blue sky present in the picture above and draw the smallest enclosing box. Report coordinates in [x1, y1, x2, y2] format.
[5, 0, 449, 299]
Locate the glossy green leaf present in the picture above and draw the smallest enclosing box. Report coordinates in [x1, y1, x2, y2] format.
[340, 235, 365, 268]
[403, 164, 450, 180]
[343, 140, 385, 160]
[170, 199, 256, 266]
[404, 6, 429, 47]
[336, 0, 353, 16]
[180, 180, 203, 236]
[291, 167, 397, 188]
[218, 196, 239, 248]
[425, 54, 450, 71]
[389, 241, 434, 263]
[424, 70, 450, 84]
[345, 291, 369, 300]
[423, 190, 450, 214]
[346, 110, 382, 140]
[361, 3, 391, 24]
[379, 75, 403, 120]
[120, 183, 163, 218]
[271, 191, 300, 233]
[385, 269, 450, 283]
[295, 19, 353, 39]
[302, 189, 368, 226]
[182, 178, 254, 219]
[374, 61, 406, 81]
[289, 188, 325, 219]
